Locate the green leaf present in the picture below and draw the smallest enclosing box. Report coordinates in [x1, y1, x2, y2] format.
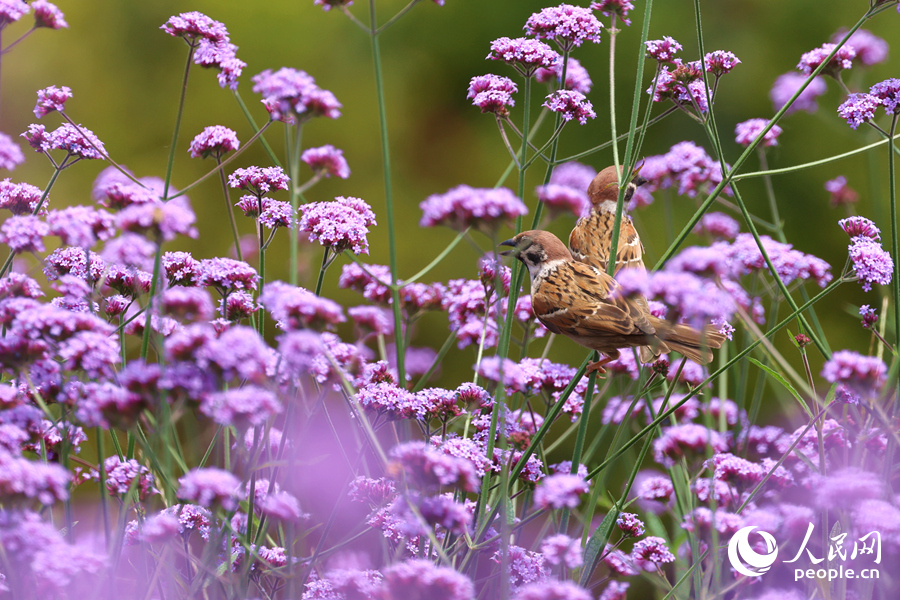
[748, 357, 814, 418]
[580, 502, 619, 586]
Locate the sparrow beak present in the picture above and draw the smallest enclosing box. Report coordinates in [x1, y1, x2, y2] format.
[632, 175, 648, 187]
[499, 238, 517, 257]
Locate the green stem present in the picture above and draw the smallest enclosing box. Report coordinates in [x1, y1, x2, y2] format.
[163, 43, 196, 200]
[288, 123, 304, 286]
[314, 247, 330, 297]
[97, 428, 110, 545]
[139, 242, 164, 360]
[375, 0, 423, 35]
[217, 156, 243, 262]
[0, 168, 61, 279]
[233, 90, 281, 167]
[559, 357, 597, 533]
[404, 227, 471, 284]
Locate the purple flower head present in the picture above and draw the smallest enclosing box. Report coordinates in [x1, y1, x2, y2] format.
[339, 262, 392, 303]
[219, 289, 258, 321]
[848, 236, 893, 292]
[797, 43, 856, 76]
[99, 456, 158, 500]
[22, 122, 105, 160]
[539, 533, 584, 569]
[825, 175, 858, 206]
[177, 467, 240, 511]
[163, 251, 201, 286]
[704, 50, 741, 76]
[770, 72, 827, 114]
[228, 165, 289, 196]
[616, 512, 646, 537]
[870, 78, 900, 114]
[631, 536, 676, 570]
[838, 93, 880, 129]
[298, 196, 376, 255]
[188, 125, 239, 159]
[138, 512, 181, 544]
[598, 582, 630, 600]
[162, 287, 214, 322]
[591, 0, 634, 26]
[388, 441, 480, 492]
[47, 205, 115, 248]
[198, 257, 259, 292]
[487, 37, 560, 77]
[0, 180, 44, 215]
[0, 132, 24, 171]
[0, 450, 71, 506]
[419, 184, 527, 233]
[860, 304, 878, 329]
[300, 144, 350, 179]
[542, 90, 596, 124]
[161, 11, 228, 43]
[524, 5, 603, 50]
[357, 381, 417, 421]
[205, 325, 270, 382]
[58, 330, 120, 377]
[513, 581, 590, 600]
[653, 423, 729, 467]
[637, 474, 674, 502]
[735, 118, 782, 147]
[348, 305, 393, 336]
[32, 1, 67, 29]
[646, 37, 683, 63]
[193, 38, 245, 90]
[0, 215, 48, 253]
[116, 197, 198, 242]
[314, 0, 353, 11]
[258, 199, 294, 229]
[814, 467, 883, 510]
[493, 545, 548, 591]
[821, 349, 887, 402]
[252, 67, 341, 122]
[723, 232, 833, 287]
[535, 182, 590, 218]
[832, 28, 888, 66]
[840, 216, 881, 241]
[694, 212, 739, 240]
[535, 57, 593, 95]
[200, 385, 281, 430]
[0, 0, 28, 26]
[259, 280, 345, 330]
[534, 473, 589, 510]
[33, 85, 72, 119]
[382, 560, 475, 600]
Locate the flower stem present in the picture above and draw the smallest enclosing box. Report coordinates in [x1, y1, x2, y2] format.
[217, 156, 242, 262]
[163, 44, 196, 200]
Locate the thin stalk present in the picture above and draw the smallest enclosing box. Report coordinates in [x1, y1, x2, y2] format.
[559, 356, 598, 533]
[404, 227, 471, 284]
[97, 428, 110, 545]
[0, 168, 61, 279]
[217, 156, 242, 262]
[288, 123, 304, 286]
[232, 90, 281, 166]
[163, 43, 196, 200]
[139, 242, 164, 360]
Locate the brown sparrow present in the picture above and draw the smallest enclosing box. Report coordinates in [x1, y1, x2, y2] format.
[568, 164, 648, 273]
[500, 230, 725, 373]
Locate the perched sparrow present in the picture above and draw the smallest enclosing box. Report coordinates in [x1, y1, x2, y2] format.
[500, 230, 725, 373]
[568, 165, 648, 273]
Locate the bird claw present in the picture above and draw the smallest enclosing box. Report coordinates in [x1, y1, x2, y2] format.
[586, 361, 608, 376]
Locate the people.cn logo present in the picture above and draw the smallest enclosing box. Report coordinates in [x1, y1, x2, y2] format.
[727, 526, 779, 577]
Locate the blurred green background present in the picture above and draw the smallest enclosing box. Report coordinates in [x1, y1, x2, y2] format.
[4, 0, 897, 416]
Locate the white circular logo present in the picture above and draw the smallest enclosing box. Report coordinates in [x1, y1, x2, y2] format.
[727, 525, 779, 577]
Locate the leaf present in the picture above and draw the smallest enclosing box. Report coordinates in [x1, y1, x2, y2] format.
[580, 502, 619, 586]
[748, 357, 814, 418]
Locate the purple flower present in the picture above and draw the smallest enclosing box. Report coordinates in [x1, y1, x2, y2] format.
[598, 581, 630, 600]
[339, 262, 392, 303]
[0, 0, 28, 26]
[357, 382, 417, 420]
[0, 180, 44, 215]
[735, 118, 782, 147]
[535, 57, 593, 95]
[591, 0, 634, 26]
[770, 72, 827, 114]
[539, 534, 583, 568]
[534, 473, 589, 510]
[228, 165, 290, 195]
[493, 545, 548, 591]
[163, 251, 202, 286]
[0, 133, 24, 171]
[813, 467, 883, 510]
[47, 205, 115, 248]
[160, 11, 228, 42]
[704, 50, 741, 75]
[837, 93, 880, 129]
[852, 499, 900, 543]
[300, 144, 350, 179]
[832, 28, 888, 66]
[298, 196, 376, 255]
[535, 183, 590, 218]
[542, 90, 596, 124]
[645, 36, 682, 63]
[0, 450, 70, 505]
[58, 330, 120, 377]
[162, 287, 214, 321]
[797, 43, 855, 76]
[314, 0, 353, 11]
[860, 304, 878, 329]
[694, 212, 739, 240]
[653, 424, 729, 467]
[419, 185, 527, 232]
[177, 467, 240, 511]
[193, 38, 245, 90]
[198, 257, 259, 292]
[821, 349, 887, 402]
[848, 236, 893, 292]
[349, 305, 393, 336]
[138, 512, 181, 543]
[219, 289, 258, 321]
[349, 476, 396, 505]
[259, 280, 344, 330]
[825, 175, 858, 206]
[839, 216, 881, 241]
[33, 85, 72, 119]
[99, 456, 158, 499]
[199, 385, 282, 429]
[468, 74, 518, 115]
[382, 560, 475, 600]
[32, 1, 67, 29]
[513, 581, 591, 600]
[22, 122, 105, 160]
[205, 325, 269, 382]
[188, 125, 239, 159]
[631, 536, 675, 570]
[0, 215, 48, 252]
[722, 232, 833, 287]
[524, 5, 603, 50]
[251, 67, 341, 122]
[487, 37, 560, 77]
[116, 197, 198, 241]
[616, 512, 646, 537]
[637, 474, 674, 501]
[388, 441, 480, 492]
[870, 78, 900, 114]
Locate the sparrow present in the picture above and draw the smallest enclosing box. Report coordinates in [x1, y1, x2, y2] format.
[568, 164, 648, 274]
[500, 230, 725, 374]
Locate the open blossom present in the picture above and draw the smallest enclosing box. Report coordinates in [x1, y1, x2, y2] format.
[797, 43, 856, 76]
[0, 215, 48, 253]
[542, 90, 596, 124]
[468, 74, 518, 115]
[116, 197, 198, 242]
[770, 72, 827, 114]
[821, 350, 887, 402]
[33, 85, 72, 119]
[695, 212, 739, 240]
[832, 28, 888, 66]
[487, 37, 560, 77]
[535, 57, 592, 95]
[734, 118, 782, 147]
[653, 424, 729, 467]
[251, 67, 341, 122]
[32, 1, 67, 29]
[631, 536, 675, 569]
[534, 473, 589, 509]
[591, 0, 634, 26]
[838, 93, 880, 129]
[645, 37, 682, 63]
[826, 175, 858, 206]
[192, 37, 245, 90]
[0, 180, 44, 215]
[47, 205, 116, 248]
[300, 144, 350, 179]
[259, 280, 345, 330]
[704, 50, 741, 75]
[198, 257, 259, 292]
[0, 0, 29, 26]
[22, 122, 105, 160]
[177, 467, 240, 511]
[839, 216, 880, 241]
[298, 196, 376, 255]
[848, 236, 893, 292]
[420, 185, 526, 232]
[382, 560, 474, 600]
[200, 385, 282, 429]
[228, 165, 290, 196]
[870, 78, 900, 114]
[0, 132, 24, 171]
[161, 11, 228, 42]
[99, 456, 158, 499]
[524, 5, 603, 50]
[616, 512, 646, 537]
[188, 125, 239, 159]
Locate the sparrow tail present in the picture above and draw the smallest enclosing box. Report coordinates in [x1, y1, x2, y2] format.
[649, 318, 726, 365]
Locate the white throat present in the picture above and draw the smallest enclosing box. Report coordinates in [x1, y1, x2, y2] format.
[530, 258, 566, 283]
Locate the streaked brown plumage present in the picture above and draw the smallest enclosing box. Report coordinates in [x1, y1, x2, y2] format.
[501, 230, 725, 373]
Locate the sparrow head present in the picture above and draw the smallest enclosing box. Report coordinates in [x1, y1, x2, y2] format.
[587, 165, 648, 211]
[499, 230, 572, 281]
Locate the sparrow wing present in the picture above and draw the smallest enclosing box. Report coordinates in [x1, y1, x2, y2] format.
[569, 212, 646, 273]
